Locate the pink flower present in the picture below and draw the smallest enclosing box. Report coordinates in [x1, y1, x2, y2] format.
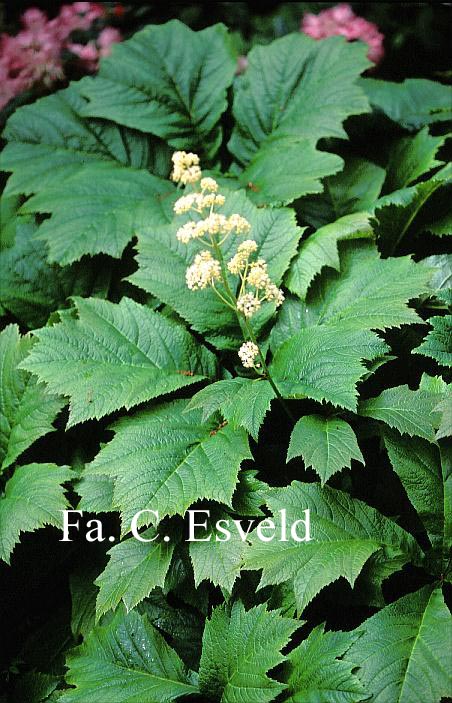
[301, 3, 384, 64]
[97, 27, 121, 55]
[67, 40, 98, 71]
[21, 8, 47, 30]
[0, 3, 122, 110]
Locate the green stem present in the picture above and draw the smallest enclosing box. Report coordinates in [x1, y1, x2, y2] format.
[242, 318, 295, 422]
[211, 237, 295, 422]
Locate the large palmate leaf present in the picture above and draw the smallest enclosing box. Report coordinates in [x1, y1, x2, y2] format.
[0, 324, 64, 472]
[384, 431, 451, 558]
[79, 21, 236, 158]
[413, 315, 452, 367]
[288, 241, 431, 330]
[0, 219, 111, 328]
[383, 127, 446, 193]
[189, 507, 248, 592]
[60, 607, 198, 702]
[199, 601, 297, 703]
[0, 84, 172, 196]
[86, 399, 251, 532]
[187, 377, 275, 440]
[270, 326, 388, 410]
[244, 481, 420, 613]
[286, 213, 374, 300]
[20, 296, 217, 427]
[346, 586, 452, 703]
[0, 463, 71, 563]
[299, 156, 385, 228]
[129, 188, 303, 348]
[20, 162, 174, 265]
[287, 415, 364, 484]
[359, 384, 441, 442]
[282, 625, 367, 703]
[95, 529, 175, 619]
[361, 77, 452, 129]
[229, 34, 369, 204]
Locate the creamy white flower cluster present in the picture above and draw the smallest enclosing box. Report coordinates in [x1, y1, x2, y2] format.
[171, 151, 201, 185]
[185, 251, 221, 290]
[238, 341, 260, 369]
[232, 251, 285, 319]
[171, 151, 284, 369]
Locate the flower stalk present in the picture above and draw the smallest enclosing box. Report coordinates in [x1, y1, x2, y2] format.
[171, 151, 294, 421]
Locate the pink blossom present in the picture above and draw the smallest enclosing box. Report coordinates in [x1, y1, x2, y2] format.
[301, 3, 384, 64]
[68, 27, 121, 71]
[21, 8, 47, 30]
[0, 3, 122, 110]
[97, 27, 122, 55]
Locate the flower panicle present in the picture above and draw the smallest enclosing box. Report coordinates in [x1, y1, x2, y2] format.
[171, 151, 284, 369]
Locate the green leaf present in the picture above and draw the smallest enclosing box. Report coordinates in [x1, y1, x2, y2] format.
[299, 156, 386, 228]
[286, 213, 374, 300]
[76, 474, 115, 513]
[289, 241, 431, 330]
[187, 377, 275, 440]
[361, 77, 452, 129]
[0, 193, 21, 248]
[80, 21, 236, 158]
[232, 469, 269, 517]
[140, 591, 204, 670]
[374, 163, 452, 254]
[199, 600, 298, 703]
[422, 254, 452, 305]
[244, 481, 420, 613]
[0, 85, 172, 196]
[413, 316, 452, 367]
[11, 672, 60, 703]
[60, 607, 198, 702]
[384, 127, 446, 192]
[435, 391, 452, 441]
[95, 529, 174, 619]
[86, 399, 251, 532]
[0, 324, 64, 472]
[237, 137, 342, 206]
[0, 219, 111, 328]
[0, 463, 71, 564]
[189, 507, 247, 592]
[270, 326, 388, 410]
[384, 430, 451, 553]
[129, 188, 303, 348]
[231, 35, 369, 163]
[230, 34, 370, 204]
[282, 624, 367, 703]
[20, 297, 217, 427]
[70, 564, 98, 639]
[20, 162, 173, 265]
[427, 211, 452, 237]
[346, 586, 452, 703]
[287, 415, 364, 484]
[359, 384, 441, 441]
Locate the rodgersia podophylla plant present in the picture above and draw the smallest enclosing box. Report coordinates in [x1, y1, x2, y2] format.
[1, 17, 450, 703]
[171, 151, 288, 395]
